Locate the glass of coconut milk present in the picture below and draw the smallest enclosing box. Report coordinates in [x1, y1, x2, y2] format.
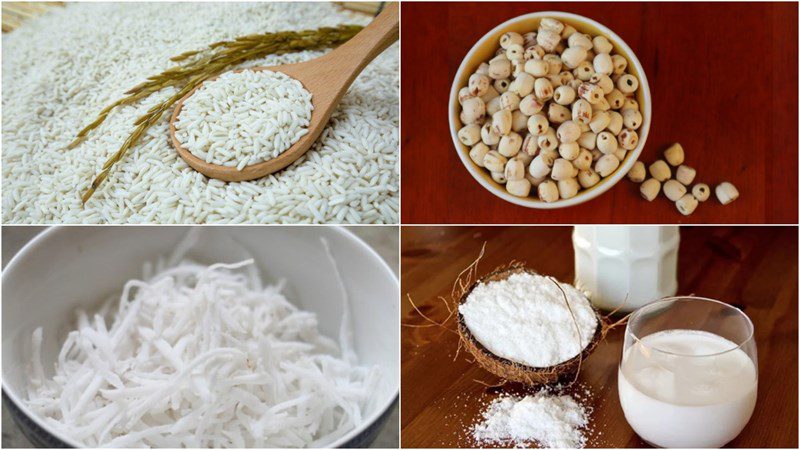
[618, 297, 757, 448]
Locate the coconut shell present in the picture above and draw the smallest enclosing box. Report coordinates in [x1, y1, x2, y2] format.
[457, 265, 602, 386]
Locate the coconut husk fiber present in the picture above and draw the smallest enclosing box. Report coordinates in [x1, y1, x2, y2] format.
[456, 263, 604, 386]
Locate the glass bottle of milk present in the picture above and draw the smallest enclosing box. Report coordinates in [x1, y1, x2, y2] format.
[572, 225, 679, 312]
[618, 297, 758, 448]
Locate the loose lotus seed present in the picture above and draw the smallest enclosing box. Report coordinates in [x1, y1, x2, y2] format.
[692, 183, 711, 202]
[675, 193, 699, 215]
[675, 165, 696, 185]
[664, 143, 685, 166]
[648, 160, 671, 182]
[627, 161, 646, 182]
[663, 179, 688, 202]
[640, 178, 661, 201]
[715, 182, 739, 205]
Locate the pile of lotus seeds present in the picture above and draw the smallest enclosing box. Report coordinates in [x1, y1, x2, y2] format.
[456, 17, 643, 202]
[627, 143, 739, 215]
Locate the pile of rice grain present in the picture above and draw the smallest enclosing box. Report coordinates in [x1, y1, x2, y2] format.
[2, 3, 398, 224]
[175, 69, 314, 170]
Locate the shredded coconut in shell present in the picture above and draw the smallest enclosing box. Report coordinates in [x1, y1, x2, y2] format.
[25, 232, 379, 448]
[459, 272, 597, 368]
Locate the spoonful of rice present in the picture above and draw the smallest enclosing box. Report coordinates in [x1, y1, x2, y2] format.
[169, 2, 398, 182]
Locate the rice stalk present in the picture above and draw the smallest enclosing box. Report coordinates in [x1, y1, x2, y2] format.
[75, 25, 363, 203]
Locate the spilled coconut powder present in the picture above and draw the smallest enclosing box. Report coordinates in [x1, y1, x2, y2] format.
[471, 388, 591, 448]
[25, 232, 380, 447]
[459, 272, 597, 368]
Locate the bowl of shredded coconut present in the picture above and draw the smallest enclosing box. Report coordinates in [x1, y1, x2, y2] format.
[1, 226, 398, 447]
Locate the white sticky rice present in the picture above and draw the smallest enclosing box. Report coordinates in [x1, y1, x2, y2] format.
[2, 3, 399, 224]
[175, 69, 314, 170]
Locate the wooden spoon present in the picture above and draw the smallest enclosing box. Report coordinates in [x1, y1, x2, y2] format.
[169, 2, 399, 182]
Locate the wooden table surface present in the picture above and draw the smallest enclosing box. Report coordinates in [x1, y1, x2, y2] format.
[400, 2, 798, 224]
[401, 226, 798, 448]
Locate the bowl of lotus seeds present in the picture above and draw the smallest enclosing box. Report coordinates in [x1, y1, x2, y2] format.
[449, 12, 651, 208]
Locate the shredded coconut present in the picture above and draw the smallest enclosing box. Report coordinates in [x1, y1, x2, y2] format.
[471, 391, 589, 448]
[175, 69, 313, 170]
[25, 232, 379, 447]
[459, 272, 597, 367]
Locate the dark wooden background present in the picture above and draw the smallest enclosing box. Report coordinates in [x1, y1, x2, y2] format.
[400, 3, 798, 224]
[401, 226, 798, 447]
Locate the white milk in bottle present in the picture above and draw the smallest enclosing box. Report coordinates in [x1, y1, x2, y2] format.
[618, 329, 757, 448]
[573, 226, 679, 312]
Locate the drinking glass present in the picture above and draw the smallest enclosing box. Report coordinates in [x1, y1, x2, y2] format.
[618, 297, 757, 448]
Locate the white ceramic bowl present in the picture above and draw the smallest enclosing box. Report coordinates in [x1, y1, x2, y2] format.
[449, 11, 652, 209]
[2, 226, 398, 448]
